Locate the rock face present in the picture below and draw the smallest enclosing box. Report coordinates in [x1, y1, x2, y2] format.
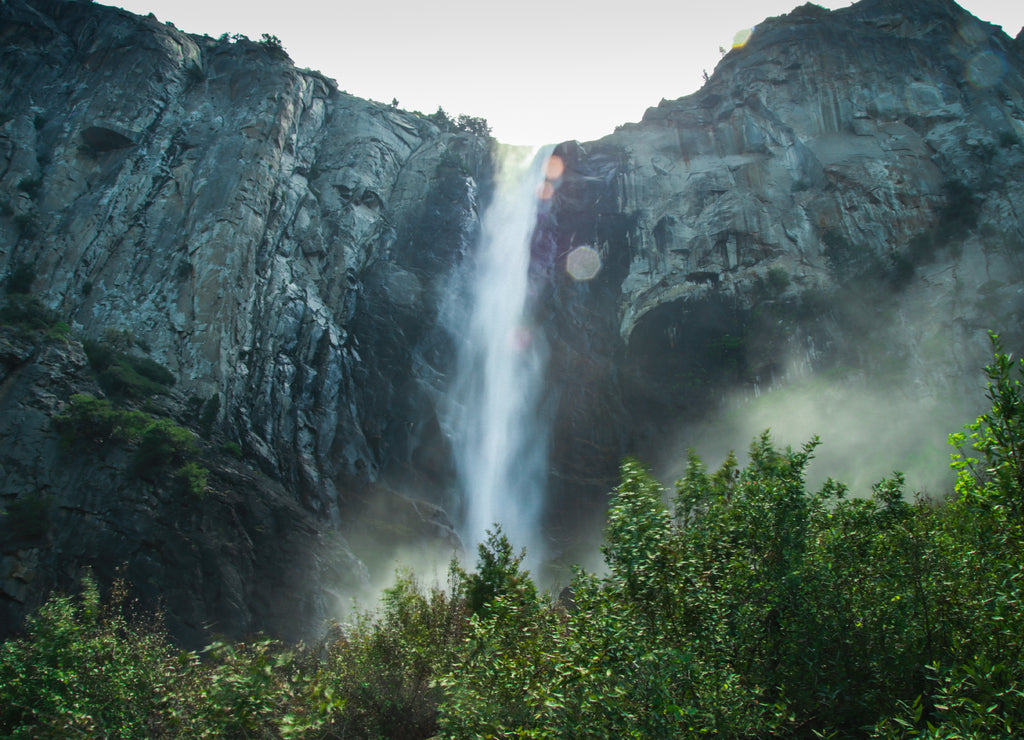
[0, 0, 488, 516]
[532, 0, 1024, 530]
[0, 0, 485, 640]
[0, 327, 359, 648]
[2, 0, 1024, 638]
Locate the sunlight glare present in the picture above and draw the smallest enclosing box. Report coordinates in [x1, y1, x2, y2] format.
[566, 245, 602, 281]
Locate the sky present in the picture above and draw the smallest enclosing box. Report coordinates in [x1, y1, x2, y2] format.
[107, 0, 1024, 146]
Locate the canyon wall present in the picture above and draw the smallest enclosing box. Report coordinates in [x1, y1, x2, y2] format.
[2, 0, 1023, 639]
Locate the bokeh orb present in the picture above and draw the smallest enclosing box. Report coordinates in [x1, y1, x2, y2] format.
[732, 27, 754, 49]
[966, 51, 1005, 88]
[566, 245, 602, 281]
[545, 155, 565, 180]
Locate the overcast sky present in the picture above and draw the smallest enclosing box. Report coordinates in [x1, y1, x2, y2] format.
[106, 0, 1024, 145]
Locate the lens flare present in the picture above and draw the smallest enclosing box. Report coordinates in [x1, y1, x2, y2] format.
[732, 27, 754, 49]
[966, 51, 1005, 88]
[957, 19, 987, 46]
[536, 155, 564, 200]
[566, 245, 602, 281]
[509, 324, 533, 352]
[544, 155, 565, 180]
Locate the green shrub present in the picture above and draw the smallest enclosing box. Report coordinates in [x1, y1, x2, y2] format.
[175, 462, 208, 497]
[45, 321, 70, 342]
[97, 363, 168, 399]
[54, 393, 150, 447]
[0, 288, 71, 342]
[8, 340, 1024, 738]
[0, 573, 170, 739]
[456, 526, 536, 616]
[56, 395, 209, 492]
[222, 440, 243, 458]
[454, 114, 491, 138]
[0, 294, 60, 334]
[258, 33, 290, 61]
[184, 63, 205, 84]
[134, 418, 198, 472]
[766, 265, 790, 293]
[320, 570, 468, 739]
[83, 338, 175, 400]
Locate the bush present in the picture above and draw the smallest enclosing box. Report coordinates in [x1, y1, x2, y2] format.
[175, 461, 208, 497]
[9, 341, 1024, 738]
[134, 418, 198, 472]
[258, 33, 290, 61]
[456, 526, 536, 616]
[199, 393, 220, 437]
[0, 576, 331, 739]
[0, 294, 60, 334]
[54, 393, 150, 447]
[83, 337, 175, 400]
[766, 265, 790, 293]
[320, 570, 468, 739]
[184, 63, 205, 84]
[426, 108, 491, 138]
[56, 394, 210, 492]
[0, 573, 170, 738]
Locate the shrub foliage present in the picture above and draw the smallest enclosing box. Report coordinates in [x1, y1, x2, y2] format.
[83, 337, 176, 400]
[4, 339, 1024, 737]
[55, 394, 208, 497]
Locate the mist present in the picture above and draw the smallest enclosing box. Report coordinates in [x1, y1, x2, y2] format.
[658, 369, 982, 501]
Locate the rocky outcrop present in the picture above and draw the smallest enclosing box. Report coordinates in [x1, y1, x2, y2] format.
[536, 0, 1024, 523]
[0, 326, 366, 648]
[0, 0, 489, 519]
[0, 0, 486, 641]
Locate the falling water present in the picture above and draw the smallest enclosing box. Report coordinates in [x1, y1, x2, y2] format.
[447, 145, 555, 559]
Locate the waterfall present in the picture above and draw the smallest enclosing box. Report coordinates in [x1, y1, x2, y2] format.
[446, 145, 555, 560]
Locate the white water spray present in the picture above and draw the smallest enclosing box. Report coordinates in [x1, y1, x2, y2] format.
[447, 145, 555, 559]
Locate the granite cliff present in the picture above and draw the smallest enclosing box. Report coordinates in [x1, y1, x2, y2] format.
[0, 0, 487, 643]
[536, 0, 1024, 538]
[2, 0, 1023, 641]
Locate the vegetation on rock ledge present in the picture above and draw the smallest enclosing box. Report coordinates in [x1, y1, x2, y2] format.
[55, 394, 208, 497]
[3, 338, 1024, 737]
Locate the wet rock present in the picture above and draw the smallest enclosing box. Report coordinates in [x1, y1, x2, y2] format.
[537, 0, 1024, 519]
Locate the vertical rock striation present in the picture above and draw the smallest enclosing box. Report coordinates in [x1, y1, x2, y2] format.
[535, 0, 1024, 530]
[3, 0, 1024, 635]
[0, 0, 489, 516]
[0, 0, 488, 641]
